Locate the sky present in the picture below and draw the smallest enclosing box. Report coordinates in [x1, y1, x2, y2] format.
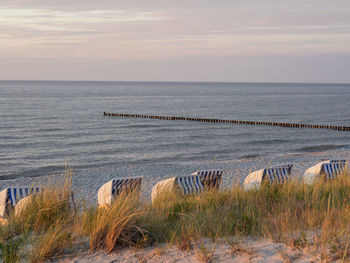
[0, 0, 350, 82]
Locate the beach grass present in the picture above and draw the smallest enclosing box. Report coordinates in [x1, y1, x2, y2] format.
[1, 168, 350, 261]
[80, 191, 146, 253]
[0, 164, 75, 262]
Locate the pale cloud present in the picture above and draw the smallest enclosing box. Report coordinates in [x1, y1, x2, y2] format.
[0, 5, 168, 57]
[0, 7, 166, 32]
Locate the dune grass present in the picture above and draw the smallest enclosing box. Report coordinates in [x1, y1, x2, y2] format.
[1, 168, 350, 261]
[139, 170, 350, 259]
[80, 191, 146, 253]
[0, 164, 75, 262]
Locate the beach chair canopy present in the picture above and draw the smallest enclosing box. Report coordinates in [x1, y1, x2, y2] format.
[244, 164, 293, 190]
[97, 177, 142, 206]
[0, 187, 40, 218]
[304, 160, 348, 184]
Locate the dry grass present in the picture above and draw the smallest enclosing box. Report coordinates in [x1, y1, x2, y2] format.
[81, 191, 147, 253]
[226, 239, 257, 258]
[30, 221, 72, 262]
[1, 167, 350, 261]
[0, 163, 75, 262]
[140, 169, 350, 258]
[195, 242, 216, 263]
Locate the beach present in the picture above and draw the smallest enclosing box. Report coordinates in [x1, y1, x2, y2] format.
[1, 0, 350, 261]
[1, 148, 349, 205]
[58, 237, 322, 263]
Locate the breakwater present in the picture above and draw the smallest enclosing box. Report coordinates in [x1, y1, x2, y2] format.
[103, 112, 350, 131]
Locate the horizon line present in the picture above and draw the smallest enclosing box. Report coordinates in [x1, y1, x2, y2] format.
[0, 79, 349, 85]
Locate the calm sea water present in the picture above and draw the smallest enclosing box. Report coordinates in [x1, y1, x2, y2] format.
[1, 81, 350, 180]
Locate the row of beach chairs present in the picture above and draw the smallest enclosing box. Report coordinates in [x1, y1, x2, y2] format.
[0, 159, 348, 220]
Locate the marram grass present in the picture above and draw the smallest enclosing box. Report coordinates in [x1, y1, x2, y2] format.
[81, 191, 147, 253]
[1, 169, 350, 262]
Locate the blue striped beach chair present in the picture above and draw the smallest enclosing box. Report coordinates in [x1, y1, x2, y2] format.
[244, 164, 293, 190]
[323, 160, 347, 180]
[191, 170, 223, 189]
[151, 170, 223, 203]
[151, 174, 204, 203]
[175, 174, 204, 195]
[304, 160, 348, 184]
[0, 187, 40, 218]
[264, 164, 293, 184]
[98, 177, 142, 206]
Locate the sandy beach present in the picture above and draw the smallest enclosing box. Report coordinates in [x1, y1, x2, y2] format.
[58, 237, 328, 263]
[1, 149, 350, 262]
[1, 149, 349, 205]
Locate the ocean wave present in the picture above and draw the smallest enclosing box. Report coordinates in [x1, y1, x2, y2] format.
[0, 165, 66, 180]
[245, 139, 290, 145]
[239, 154, 261, 159]
[296, 144, 346, 152]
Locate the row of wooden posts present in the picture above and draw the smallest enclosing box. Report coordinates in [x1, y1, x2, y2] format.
[103, 112, 350, 132]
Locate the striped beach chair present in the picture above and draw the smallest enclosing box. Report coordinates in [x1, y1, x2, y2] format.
[304, 160, 348, 184]
[0, 187, 40, 218]
[244, 164, 293, 190]
[175, 174, 204, 195]
[151, 170, 223, 203]
[191, 170, 223, 189]
[98, 177, 142, 206]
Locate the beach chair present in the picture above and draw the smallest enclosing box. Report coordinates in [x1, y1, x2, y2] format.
[244, 164, 293, 190]
[191, 170, 223, 189]
[151, 170, 223, 203]
[0, 187, 40, 219]
[304, 160, 348, 184]
[0, 186, 76, 220]
[97, 177, 142, 207]
[14, 190, 76, 217]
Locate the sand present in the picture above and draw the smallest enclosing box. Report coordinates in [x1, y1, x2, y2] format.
[57, 237, 326, 263]
[1, 149, 349, 206]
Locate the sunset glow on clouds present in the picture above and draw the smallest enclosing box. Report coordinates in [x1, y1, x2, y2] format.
[0, 0, 349, 81]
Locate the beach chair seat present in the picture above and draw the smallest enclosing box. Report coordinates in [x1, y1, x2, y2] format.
[244, 164, 293, 190]
[0, 187, 40, 218]
[304, 160, 348, 184]
[97, 177, 142, 207]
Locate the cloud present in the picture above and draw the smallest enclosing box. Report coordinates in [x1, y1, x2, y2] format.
[0, 1, 349, 81]
[0, 1, 349, 62]
[0, 6, 168, 56]
[0, 7, 166, 32]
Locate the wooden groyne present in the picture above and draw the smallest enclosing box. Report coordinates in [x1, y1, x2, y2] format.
[103, 112, 350, 132]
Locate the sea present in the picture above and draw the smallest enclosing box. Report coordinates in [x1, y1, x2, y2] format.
[1, 81, 350, 200]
